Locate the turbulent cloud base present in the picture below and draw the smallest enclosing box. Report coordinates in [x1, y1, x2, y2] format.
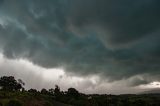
[1, 53, 156, 94]
[0, 0, 160, 92]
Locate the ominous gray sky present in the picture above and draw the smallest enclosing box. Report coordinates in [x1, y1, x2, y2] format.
[0, 0, 160, 94]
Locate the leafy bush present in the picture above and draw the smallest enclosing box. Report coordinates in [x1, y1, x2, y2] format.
[5, 99, 22, 106]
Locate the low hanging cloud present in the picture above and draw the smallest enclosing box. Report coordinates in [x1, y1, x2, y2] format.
[0, 0, 160, 87]
[1, 53, 144, 94]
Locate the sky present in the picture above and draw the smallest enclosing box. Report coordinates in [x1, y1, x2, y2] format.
[0, 0, 160, 94]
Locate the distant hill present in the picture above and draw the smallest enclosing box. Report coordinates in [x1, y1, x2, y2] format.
[140, 88, 160, 94]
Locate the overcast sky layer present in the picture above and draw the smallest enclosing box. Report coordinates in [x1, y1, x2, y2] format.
[0, 0, 160, 94]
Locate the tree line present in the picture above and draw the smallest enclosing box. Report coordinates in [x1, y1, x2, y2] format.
[1, 76, 160, 106]
[0, 76, 80, 99]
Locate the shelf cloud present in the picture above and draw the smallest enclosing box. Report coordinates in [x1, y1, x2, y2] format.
[0, 0, 160, 90]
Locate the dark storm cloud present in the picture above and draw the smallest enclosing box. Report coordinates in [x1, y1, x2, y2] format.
[0, 0, 160, 86]
[69, 0, 160, 47]
[0, 0, 3, 4]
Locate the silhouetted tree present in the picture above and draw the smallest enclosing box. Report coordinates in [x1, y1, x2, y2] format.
[0, 76, 23, 91]
[28, 89, 38, 93]
[49, 88, 54, 95]
[67, 88, 80, 98]
[41, 88, 48, 94]
[54, 85, 60, 95]
[54, 85, 61, 100]
[18, 79, 25, 86]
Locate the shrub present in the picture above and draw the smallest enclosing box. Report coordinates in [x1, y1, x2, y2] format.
[5, 99, 22, 106]
[44, 101, 52, 106]
[0, 102, 2, 106]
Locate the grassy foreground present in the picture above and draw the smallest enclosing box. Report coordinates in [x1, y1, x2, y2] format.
[0, 91, 71, 106]
[1, 90, 160, 106]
